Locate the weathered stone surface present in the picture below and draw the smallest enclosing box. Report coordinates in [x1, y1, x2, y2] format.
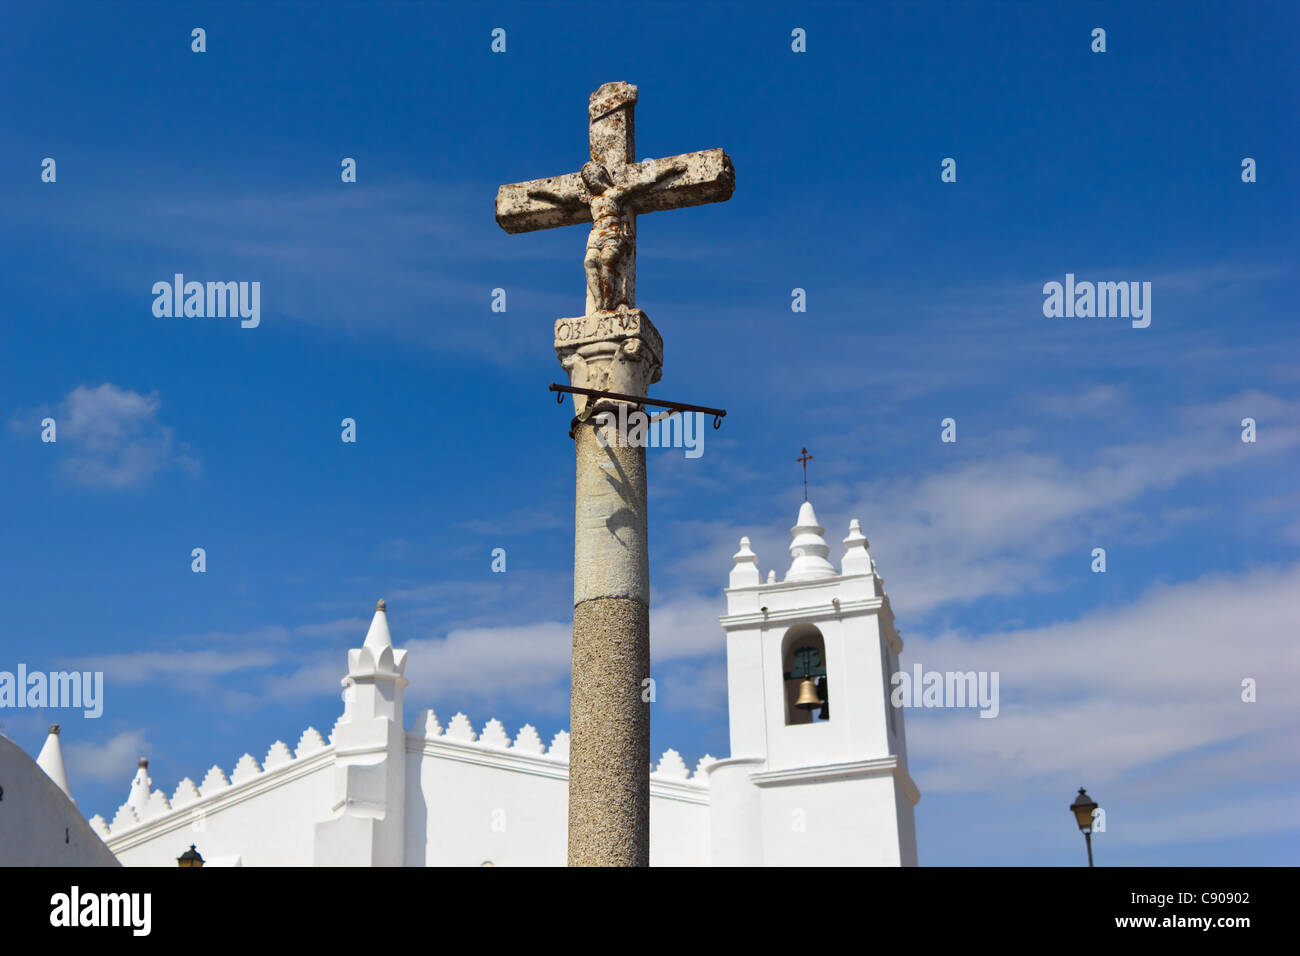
[568, 420, 650, 865]
[556, 308, 662, 416]
[495, 172, 590, 233]
[493, 80, 734, 315]
[588, 80, 637, 167]
[567, 594, 650, 867]
[493, 150, 734, 235]
[572, 417, 649, 605]
[554, 308, 660, 353]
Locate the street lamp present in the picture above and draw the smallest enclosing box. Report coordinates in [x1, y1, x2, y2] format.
[1069, 788, 1098, 866]
[177, 844, 205, 868]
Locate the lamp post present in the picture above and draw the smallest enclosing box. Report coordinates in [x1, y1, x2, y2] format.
[1069, 788, 1098, 866]
[177, 844, 204, 868]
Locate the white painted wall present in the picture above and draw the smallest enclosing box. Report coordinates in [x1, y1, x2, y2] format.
[757, 775, 904, 867]
[111, 754, 334, 867]
[0, 735, 118, 866]
[406, 736, 710, 866]
[408, 741, 569, 866]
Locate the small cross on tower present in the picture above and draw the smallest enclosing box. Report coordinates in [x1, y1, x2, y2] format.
[798, 447, 813, 501]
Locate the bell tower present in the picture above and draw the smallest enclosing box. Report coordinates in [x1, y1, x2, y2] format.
[706, 500, 920, 866]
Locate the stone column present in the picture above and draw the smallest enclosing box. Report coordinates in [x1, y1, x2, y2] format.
[568, 420, 650, 866]
[558, 309, 660, 867]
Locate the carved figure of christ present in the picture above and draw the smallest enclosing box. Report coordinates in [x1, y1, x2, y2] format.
[527, 160, 686, 313]
[494, 81, 735, 318]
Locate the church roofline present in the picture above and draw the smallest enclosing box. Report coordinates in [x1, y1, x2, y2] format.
[101, 742, 337, 853]
[100, 703, 716, 850]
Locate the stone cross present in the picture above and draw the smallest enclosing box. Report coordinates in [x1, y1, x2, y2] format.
[496, 81, 734, 315]
[495, 82, 735, 866]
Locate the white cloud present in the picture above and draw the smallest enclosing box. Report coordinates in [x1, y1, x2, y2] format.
[16, 177, 575, 361]
[64, 729, 150, 784]
[840, 391, 1300, 616]
[44, 383, 198, 488]
[75, 648, 278, 684]
[266, 595, 727, 721]
[1036, 383, 1126, 416]
[904, 563, 1300, 806]
[677, 392, 1299, 624]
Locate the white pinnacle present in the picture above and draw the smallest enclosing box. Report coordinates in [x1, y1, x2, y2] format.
[362, 598, 393, 653]
[785, 500, 838, 582]
[127, 757, 151, 815]
[842, 517, 873, 575]
[36, 724, 73, 804]
[729, 536, 761, 588]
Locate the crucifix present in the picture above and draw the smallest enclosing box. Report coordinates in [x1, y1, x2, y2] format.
[495, 82, 734, 866]
[798, 447, 813, 501]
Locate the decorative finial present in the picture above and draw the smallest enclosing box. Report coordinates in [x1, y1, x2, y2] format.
[138, 757, 149, 768]
[786, 499, 837, 582]
[360, 596, 400, 659]
[842, 518, 873, 576]
[797, 448, 813, 501]
[729, 536, 761, 588]
[37, 726, 73, 802]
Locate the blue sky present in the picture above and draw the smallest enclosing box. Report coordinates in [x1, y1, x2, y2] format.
[1, 1, 1297, 865]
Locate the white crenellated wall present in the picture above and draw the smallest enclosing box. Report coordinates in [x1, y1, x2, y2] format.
[100, 709, 715, 866]
[104, 728, 335, 867]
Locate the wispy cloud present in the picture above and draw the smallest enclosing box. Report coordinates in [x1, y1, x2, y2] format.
[1035, 383, 1127, 416]
[74, 649, 278, 684]
[64, 729, 151, 785]
[12, 173, 579, 361]
[719, 391, 1300, 618]
[15, 383, 200, 489]
[905, 563, 1300, 827]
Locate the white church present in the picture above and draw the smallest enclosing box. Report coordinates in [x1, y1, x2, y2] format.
[6, 500, 920, 866]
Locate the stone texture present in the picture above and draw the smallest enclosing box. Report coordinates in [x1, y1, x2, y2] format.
[495, 148, 735, 234]
[569, 419, 650, 864]
[588, 80, 637, 166]
[556, 309, 662, 417]
[567, 595, 650, 867]
[573, 416, 649, 605]
[493, 80, 734, 316]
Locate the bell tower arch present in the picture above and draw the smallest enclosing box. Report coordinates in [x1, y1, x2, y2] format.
[780, 624, 829, 726]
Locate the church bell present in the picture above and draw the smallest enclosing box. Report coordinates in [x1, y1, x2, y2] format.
[794, 678, 821, 710]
